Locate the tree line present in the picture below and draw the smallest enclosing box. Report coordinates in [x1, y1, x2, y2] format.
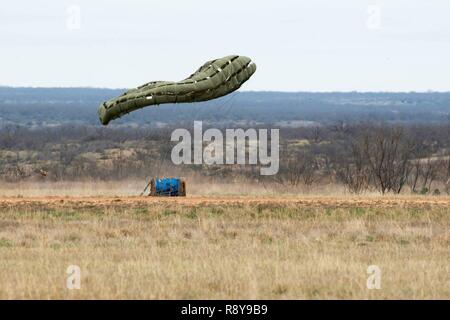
[1, 123, 449, 194]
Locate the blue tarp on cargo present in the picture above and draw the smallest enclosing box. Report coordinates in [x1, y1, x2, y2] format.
[154, 178, 181, 196]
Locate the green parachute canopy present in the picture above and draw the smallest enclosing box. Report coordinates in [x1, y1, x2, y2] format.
[98, 55, 256, 125]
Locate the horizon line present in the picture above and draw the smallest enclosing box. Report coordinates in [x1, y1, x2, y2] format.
[0, 85, 449, 94]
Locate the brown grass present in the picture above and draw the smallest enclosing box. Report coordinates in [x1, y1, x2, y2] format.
[0, 180, 350, 197]
[0, 195, 449, 299]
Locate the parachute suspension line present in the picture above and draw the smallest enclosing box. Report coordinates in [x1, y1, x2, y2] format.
[205, 92, 229, 122]
[221, 91, 238, 123]
[156, 128, 173, 178]
[202, 90, 237, 127]
[207, 90, 234, 120]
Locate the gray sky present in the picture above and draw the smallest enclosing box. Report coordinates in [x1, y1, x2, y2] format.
[1, 0, 450, 91]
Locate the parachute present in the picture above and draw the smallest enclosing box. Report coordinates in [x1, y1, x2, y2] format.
[98, 55, 256, 125]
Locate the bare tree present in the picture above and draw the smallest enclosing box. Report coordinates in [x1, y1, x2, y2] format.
[336, 141, 369, 194]
[362, 127, 413, 194]
[275, 151, 317, 187]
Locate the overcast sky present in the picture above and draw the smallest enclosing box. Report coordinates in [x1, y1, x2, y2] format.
[1, 0, 450, 91]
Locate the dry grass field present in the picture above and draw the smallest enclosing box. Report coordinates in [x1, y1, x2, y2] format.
[0, 194, 449, 299]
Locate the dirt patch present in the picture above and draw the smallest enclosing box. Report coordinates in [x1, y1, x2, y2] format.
[0, 195, 449, 209]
